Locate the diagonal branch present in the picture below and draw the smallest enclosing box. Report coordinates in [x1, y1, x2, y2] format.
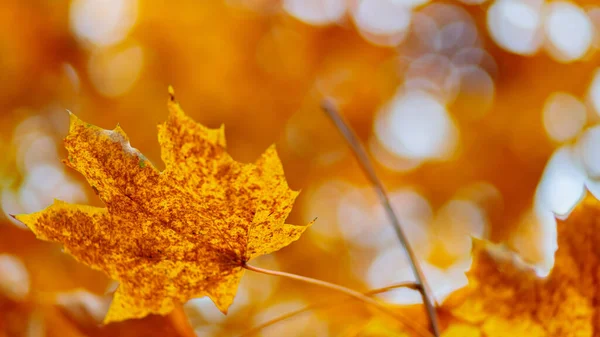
[321, 99, 441, 337]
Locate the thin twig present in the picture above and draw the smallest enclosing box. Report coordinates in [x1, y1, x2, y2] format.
[321, 99, 441, 337]
[240, 281, 419, 337]
[243, 263, 432, 337]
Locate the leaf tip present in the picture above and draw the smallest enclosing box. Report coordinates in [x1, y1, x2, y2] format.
[168, 86, 176, 102]
[68, 111, 84, 130]
[469, 237, 488, 257]
[9, 213, 27, 227]
[113, 123, 128, 138]
[51, 199, 67, 206]
[166, 86, 186, 120]
[217, 124, 227, 147]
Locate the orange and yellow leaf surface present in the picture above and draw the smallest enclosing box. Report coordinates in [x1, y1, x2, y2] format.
[440, 195, 600, 336]
[15, 88, 311, 323]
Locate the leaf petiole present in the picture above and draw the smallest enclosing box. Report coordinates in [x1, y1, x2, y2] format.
[239, 281, 420, 337]
[242, 263, 432, 337]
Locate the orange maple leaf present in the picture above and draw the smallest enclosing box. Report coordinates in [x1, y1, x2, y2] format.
[14, 88, 312, 323]
[440, 194, 600, 337]
[346, 195, 600, 337]
[421, 195, 599, 336]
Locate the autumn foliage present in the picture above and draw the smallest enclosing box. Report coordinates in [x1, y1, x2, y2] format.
[3, 0, 600, 337]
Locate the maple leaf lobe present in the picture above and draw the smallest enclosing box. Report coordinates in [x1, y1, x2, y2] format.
[16, 89, 312, 323]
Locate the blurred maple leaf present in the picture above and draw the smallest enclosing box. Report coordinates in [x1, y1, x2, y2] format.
[0, 288, 190, 337]
[352, 194, 600, 336]
[442, 194, 600, 337]
[14, 88, 312, 323]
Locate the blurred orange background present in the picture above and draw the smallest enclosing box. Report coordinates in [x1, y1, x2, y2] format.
[2, 0, 600, 336]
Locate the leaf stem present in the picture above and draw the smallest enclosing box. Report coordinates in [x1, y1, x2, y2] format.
[243, 263, 432, 337]
[239, 281, 419, 337]
[321, 99, 441, 337]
